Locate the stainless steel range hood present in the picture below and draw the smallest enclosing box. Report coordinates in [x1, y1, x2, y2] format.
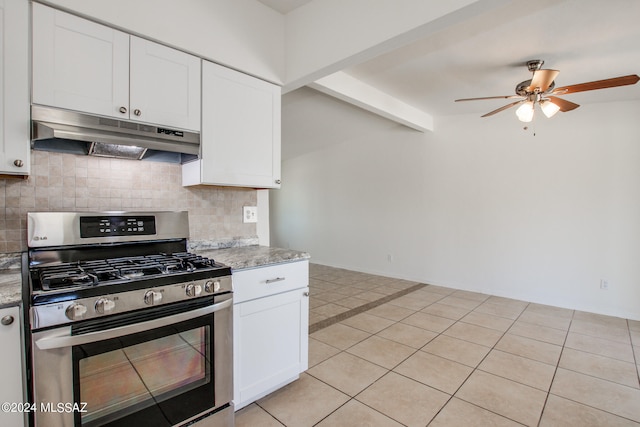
[31, 105, 200, 162]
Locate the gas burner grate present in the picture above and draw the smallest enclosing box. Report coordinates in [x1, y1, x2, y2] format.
[33, 252, 219, 291]
[171, 252, 217, 269]
[39, 264, 98, 290]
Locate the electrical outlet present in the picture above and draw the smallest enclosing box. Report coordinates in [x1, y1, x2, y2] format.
[600, 279, 610, 290]
[243, 206, 257, 223]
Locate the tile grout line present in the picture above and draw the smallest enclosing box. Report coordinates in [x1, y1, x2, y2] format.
[301, 268, 639, 425]
[310, 292, 531, 426]
[420, 299, 530, 426]
[628, 319, 640, 389]
[305, 285, 449, 425]
[535, 310, 574, 427]
[305, 306, 434, 426]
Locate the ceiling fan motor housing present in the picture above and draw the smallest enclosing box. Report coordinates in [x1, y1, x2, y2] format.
[526, 59, 544, 72]
[516, 79, 555, 96]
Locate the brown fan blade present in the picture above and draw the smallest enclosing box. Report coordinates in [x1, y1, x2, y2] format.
[481, 100, 524, 117]
[552, 74, 640, 95]
[547, 96, 579, 112]
[528, 69, 559, 92]
[455, 95, 523, 102]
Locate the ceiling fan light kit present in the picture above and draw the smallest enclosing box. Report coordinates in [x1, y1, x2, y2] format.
[539, 99, 560, 118]
[455, 59, 639, 122]
[516, 101, 534, 122]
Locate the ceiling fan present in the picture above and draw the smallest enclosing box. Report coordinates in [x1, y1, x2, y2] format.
[455, 60, 640, 122]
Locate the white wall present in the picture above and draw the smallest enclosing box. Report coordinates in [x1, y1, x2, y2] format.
[40, 0, 285, 83]
[271, 89, 640, 320]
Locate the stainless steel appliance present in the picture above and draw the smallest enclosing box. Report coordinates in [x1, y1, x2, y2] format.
[24, 211, 233, 427]
[31, 105, 200, 162]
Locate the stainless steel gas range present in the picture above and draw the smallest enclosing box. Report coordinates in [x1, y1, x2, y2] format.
[23, 211, 234, 427]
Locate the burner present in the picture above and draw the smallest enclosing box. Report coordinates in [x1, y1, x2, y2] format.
[39, 265, 98, 290]
[172, 252, 215, 269]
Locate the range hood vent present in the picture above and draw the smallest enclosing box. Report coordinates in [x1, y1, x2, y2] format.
[31, 105, 200, 163]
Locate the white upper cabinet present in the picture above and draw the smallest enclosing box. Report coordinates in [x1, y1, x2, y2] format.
[0, 0, 30, 175]
[129, 37, 201, 132]
[182, 60, 281, 189]
[32, 3, 200, 131]
[32, 3, 129, 120]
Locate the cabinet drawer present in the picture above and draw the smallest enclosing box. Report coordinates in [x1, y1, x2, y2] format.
[233, 260, 308, 303]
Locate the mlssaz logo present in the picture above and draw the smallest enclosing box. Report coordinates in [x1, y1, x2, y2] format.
[33, 236, 48, 241]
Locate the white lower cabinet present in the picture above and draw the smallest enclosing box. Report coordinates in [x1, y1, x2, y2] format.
[233, 261, 309, 410]
[0, 306, 25, 427]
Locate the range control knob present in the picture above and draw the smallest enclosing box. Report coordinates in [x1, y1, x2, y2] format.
[95, 298, 116, 314]
[65, 303, 88, 321]
[204, 280, 221, 293]
[144, 290, 163, 305]
[186, 283, 203, 297]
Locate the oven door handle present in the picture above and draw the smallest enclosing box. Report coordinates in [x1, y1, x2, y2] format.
[35, 298, 232, 350]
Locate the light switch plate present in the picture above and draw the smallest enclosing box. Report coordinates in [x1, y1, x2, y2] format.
[243, 206, 257, 223]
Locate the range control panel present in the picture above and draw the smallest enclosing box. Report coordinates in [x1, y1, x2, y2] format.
[80, 215, 157, 238]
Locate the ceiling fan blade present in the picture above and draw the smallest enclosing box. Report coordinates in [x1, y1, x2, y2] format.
[481, 100, 524, 117]
[528, 69, 559, 92]
[547, 96, 579, 112]
[552, 74, 640, 95]
[455, 95, 523, 102]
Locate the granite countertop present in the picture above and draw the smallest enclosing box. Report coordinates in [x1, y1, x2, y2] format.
[197, 245, 310, 270]
[0, 271, 22, 308]
[0, 245, 309, 307]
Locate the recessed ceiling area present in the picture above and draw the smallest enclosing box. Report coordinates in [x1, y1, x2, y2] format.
[261, 0, 640, 129]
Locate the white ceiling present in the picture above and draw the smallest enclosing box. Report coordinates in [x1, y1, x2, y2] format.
[257, 0, 312, 14]
[260, 0, 640, 122]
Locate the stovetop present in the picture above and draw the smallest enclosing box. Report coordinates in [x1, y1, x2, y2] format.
[33, 252, 222, 291]
[28, 249, 232, 306]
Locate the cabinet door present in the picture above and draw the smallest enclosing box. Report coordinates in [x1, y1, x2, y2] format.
[234, 288, 309, 410]
[0, 0, 29, 175]
[129, 37, 201, 131]
[0, 306, 25, 427]
[32, 3, 129, 119]
[191, 60, 281, 188]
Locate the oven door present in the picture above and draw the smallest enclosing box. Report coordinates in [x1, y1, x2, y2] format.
[31, 293, 233, 427]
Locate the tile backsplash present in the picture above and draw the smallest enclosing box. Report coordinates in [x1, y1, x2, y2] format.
[0, 151, 257, 253]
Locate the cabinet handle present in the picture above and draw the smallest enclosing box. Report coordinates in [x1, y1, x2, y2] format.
[119, 106, 128, 114]
[275, 179, 281, 185]
[133, 109, 142, 116]
[303, 291, 310, 297]
[265, 277, 285, 284]
[13, 159, 24, 167]
[1, 315, 14, 326]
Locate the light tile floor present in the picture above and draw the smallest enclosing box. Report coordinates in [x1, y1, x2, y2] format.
[236, 264, 640, 426]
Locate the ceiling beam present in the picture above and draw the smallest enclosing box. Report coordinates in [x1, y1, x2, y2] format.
[283, 0, 515, 93]
[308, 71, 433, 132]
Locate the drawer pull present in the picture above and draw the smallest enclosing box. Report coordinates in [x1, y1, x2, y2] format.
[265, 277, 285, 284]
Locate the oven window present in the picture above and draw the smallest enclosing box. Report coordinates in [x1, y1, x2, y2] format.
[73, 315, 214, 427]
